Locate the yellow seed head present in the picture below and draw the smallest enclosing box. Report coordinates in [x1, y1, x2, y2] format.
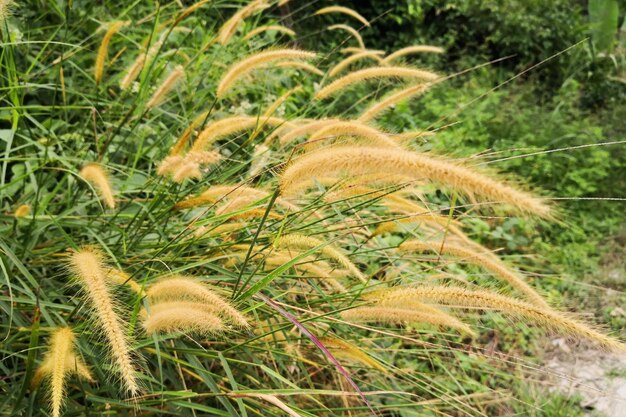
[279, 146, 551, 217]
[68, 248, 140, 395]
[94, 21, 128, 84]
[315, 66, 440, 100]
[79, 163, 116, 209]
[314, 6, 370, 27]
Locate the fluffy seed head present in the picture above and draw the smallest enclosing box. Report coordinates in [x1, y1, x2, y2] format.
[368, 286, 626, 352]
[327, 24, 365, 49]
[243, 24, 296, 40]
[34, 327, 92, 417]
[94, 21, 128, 84]
[146, 65, 185, 109]
[279, 146, 551, 217]
[329, 50, 383, 77]
[381, 45, 445, 64]
[142, 302, 224, 335]
[341, 306, 475, 336]
[68, 248, 140, 395]
[315, 66, 440, 99]
[358, 83, 432, 122]
[314, 6, 370, 27]
[319, 337, 387, 372]
[146, 275, 248, 327]
[14, 204, 31, 218]
[79, 163, 116, 209]
[216, 49, 317, 97]
[398, 240, 549, 308]
[217, 0, 270, 45]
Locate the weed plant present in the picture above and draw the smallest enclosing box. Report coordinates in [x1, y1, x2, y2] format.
[0, 1, 623, 416]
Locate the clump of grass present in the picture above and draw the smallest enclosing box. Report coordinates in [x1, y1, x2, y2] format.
[5, 2, 622, 415]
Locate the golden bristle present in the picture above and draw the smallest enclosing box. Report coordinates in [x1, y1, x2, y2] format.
[146, 275, 248, 327]
[33, 327, 92, 417]
[315, 66, 440, 100]
[146, 65, 185, 109]
[158, 150, 221, 182]
[370, 286, 626, 351]
[329, 50, 384, 77]
[306, 120, 402, 149]
[175, 183, 299, 212]
[314, 6, 370, 27]
[275, 118, 342, 146]
[216, 49, 317, 97]
[279, 146, 552, 217]
[341, 306, 475, 336]
[398, 240, 549, 308]
[79, 163, 116, 209]
[358, 83, 432, 122]
[142, 302, 224, 334]
[327, 24, 365, 49]
[381, 45, 445, 64]
[94, 21, 128, 85]
[68, 248, 140, 395]
[274, 234, 366, 282]
[243, 24, 296, 40]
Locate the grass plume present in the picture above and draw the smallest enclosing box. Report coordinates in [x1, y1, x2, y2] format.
[94, 21, 127, 85]
[315, 66, 440, 99]
[216, 49, 317, 97]
[79, 163, 116, 209]
[68, 248, 140, 396]
[368, 286, 626, 352]
[327, 24, 365, 49]
[32, 327, 92, 417]
[381, 45, 445, 64]
[279, 146, 552, 217]
[146, 275, 248, 327]
[329, 50, 383, 77]
[243, 24, 296, 40]
[399, 240, 549, 308]
[341, 306, 475, 336]
[146, 65, 185, 109]
[314, 6, 370, 27]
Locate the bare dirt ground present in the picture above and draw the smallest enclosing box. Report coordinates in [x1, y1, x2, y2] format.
[541, 338, 626, 417]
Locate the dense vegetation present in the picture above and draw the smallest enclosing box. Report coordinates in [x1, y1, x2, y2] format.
[1, 1, 624, 416]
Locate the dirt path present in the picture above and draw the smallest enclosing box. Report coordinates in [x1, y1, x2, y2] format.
[542, 339, 626, 417]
